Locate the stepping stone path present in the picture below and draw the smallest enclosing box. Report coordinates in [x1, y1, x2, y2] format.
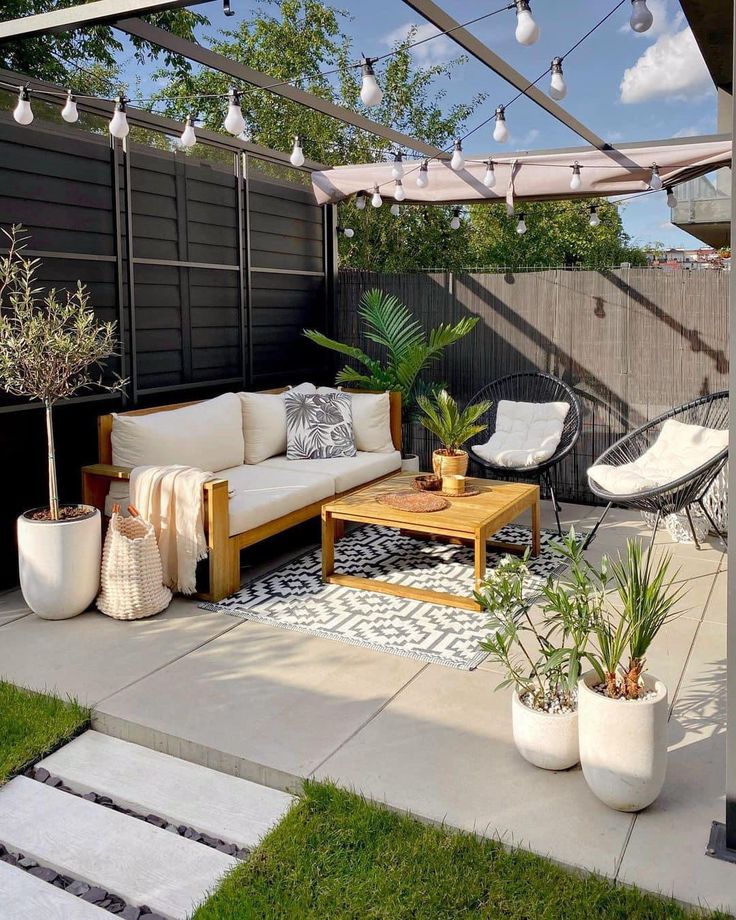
[0, 731, 295, 919]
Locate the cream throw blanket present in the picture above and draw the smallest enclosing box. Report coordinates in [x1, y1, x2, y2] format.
[130, 465, 214, 595]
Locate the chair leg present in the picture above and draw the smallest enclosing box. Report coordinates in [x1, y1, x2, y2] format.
[697, 498, 728, 548]
[646, 509, 661, 562]
[582, 502, 612, 550]
[544, 473, 563, 538]
[684, 505, 701, 550]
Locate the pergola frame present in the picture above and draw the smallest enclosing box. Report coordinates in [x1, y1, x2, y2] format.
[0, 0, 734, 862]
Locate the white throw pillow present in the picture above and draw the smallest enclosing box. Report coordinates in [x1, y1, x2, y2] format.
[588, 419, 728, 496]
[472, 399, 569, 468]
[316, 388, 394, 453]
[239, 392, 288, 464]
[111, 393, 244, 473]
[290, 382, 317, 393]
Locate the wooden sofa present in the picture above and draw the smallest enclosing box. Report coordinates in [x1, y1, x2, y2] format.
[81, 388, 402, 602]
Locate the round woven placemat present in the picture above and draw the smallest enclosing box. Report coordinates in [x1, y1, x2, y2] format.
[439, 487, 481, 498]
[377, 490, 449, 512]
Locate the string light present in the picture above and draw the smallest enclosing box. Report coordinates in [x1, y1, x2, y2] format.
[61, 89, 79, 123]
[391, 151, 404, 180]
[371, 185, 383, 208]
[589, 205, 600, 227]
[13, 86, 33, 125]
[108, 94, 129, 139]
[450, 207, 461, 231]
[649, 164, 663, 190]
[493, 106, 509, 143]
[629, 0, 653, 32]
[514, 0, 540, 45]
[549, 58, 567, 101]
[180, 115, 197, 148]
[360, 57, 383, 107]
[483, 160, 497, 188]
[356, 192, 366, 210]
[224, 88, 245, 135]
[416, 160, 429, 188]
[516, 212, 527, 234]
[450, 139, 465, 172]
[570, 162, 582, 191]
[666, 187, 678, 208]
[337, 226, 354, 237]
[290, 135, 305, 167]
[391, 203, 400, 216]
[394, 180, 406, 201]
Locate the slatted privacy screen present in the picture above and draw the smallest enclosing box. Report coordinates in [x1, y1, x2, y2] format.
[335, 268, 729, 505]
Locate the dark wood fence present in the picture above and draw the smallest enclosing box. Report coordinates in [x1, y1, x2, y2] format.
[335, 268, 729, 504]
[0, 115, 333, 588]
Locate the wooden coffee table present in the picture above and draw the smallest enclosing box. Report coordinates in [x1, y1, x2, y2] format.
[321, 473, 540, 612]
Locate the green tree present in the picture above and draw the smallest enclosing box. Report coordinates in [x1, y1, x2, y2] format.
[468, 199, 647, 269]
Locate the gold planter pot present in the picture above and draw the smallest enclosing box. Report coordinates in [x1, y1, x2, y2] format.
[432, 449, 469, 479]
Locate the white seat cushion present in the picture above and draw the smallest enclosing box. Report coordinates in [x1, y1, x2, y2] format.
[238, 392, 288, 464]
[588, 419, 728, 496]
[111, 393, 244, 473]
[260, 450, 401, 494]
[220, 464, 335, 537]
[472, 399, 569, 469]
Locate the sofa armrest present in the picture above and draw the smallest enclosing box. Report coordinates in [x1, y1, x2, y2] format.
[81, 463, 132, 511]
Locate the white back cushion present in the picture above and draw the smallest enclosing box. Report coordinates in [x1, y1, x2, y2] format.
[589, 419, 728, 495]
[239, 392, 288, 464]
[112, 393, 244, 473]
[472, 399, 569, 468]
[317, 388, 394, 453]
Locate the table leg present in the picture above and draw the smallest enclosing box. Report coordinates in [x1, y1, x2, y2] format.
[321, 510, 335, 581]
[334, 519, 345, 541]
[474, 529, 487, 592]
[531, 499, 541, 556]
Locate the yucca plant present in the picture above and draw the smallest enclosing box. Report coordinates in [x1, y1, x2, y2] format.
[417, 389, 491, 455]
[303, 289, 478, 423]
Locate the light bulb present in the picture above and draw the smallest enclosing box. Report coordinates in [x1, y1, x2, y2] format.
[356, 192, 366, 210]
[393, 180, 406, 202]
[360, 57, 383, 107]
[666, 187, 678, 208]
[589, 206, 600, 227]
[483, 161, 496, 189]
[450, 208, 461, 231]
[371, 186, 382, 208]
[340, 227, 355, 238]
[450, 139, 465, 172]
[180, 116, 197, 148]
[649, 164, 662, 190]
[290, 135, 305, 167]
[416, 160, 429, 188]
[630, 0, 653, 33]
[108, 95, 129, 139]
[13, 87, 33, 126]
[570, 162, 582, 191]
[516, 214, 527, 235]
[493, 106, 509, 144]
[549, 58, 567, 101]
[390, 203, 400, 216]
[61, 90, 79, 123]
[224, 89, 246, 136]
[391, 151, 404, 180]
[514, 0, 540, 46]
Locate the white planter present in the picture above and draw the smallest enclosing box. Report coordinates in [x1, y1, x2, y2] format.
[17, 506, 101, 620]
[401, 453, 420, 473]
[578, 670, 668, 812]
[511, 691, 579, 771]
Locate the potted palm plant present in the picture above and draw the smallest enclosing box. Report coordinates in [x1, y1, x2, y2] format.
[578, 540, 683, 812]
[0, 226, 124, 619]
[417, 389, 491, 479]
[304, 289, 478, 471]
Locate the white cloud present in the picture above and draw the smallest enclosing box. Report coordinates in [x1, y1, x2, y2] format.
[619, 27, 712, 103]
[382, 22, 455, 65]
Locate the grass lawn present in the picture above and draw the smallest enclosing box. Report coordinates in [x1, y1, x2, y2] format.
[194, 781, 731, 920]
[0, 679, 89, 784]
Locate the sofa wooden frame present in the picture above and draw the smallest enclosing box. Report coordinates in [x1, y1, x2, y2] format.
[81, 389, 402, 602]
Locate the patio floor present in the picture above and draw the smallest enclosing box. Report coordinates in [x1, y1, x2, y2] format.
[0, 500, 731, 914]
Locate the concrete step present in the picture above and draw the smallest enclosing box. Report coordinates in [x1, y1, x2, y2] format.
[0, 777, 236, 920]
[0, 860, 108, 920]
[39, 730, 294, 850]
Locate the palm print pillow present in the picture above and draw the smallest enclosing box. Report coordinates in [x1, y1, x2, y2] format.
[284, 392, 357, 460]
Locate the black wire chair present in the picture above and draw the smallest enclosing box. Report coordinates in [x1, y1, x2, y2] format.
[468, 372, 583, 536]
[584, 391, 729, 550]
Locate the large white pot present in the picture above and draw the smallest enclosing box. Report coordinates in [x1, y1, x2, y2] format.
[401, 453, 420, 473]
[578, 670, 668, 812]
[511, 691, 579, 771]
[17, 506, 101, 620]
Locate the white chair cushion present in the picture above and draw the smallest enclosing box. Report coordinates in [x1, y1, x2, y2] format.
[239, 392, 288, 465]
[220, 464, 335, 536]
[111, 393, 244, 473]
[588, 419, 729, 496]
[316, 388, 394, 453]
[472, 399, 569, 469]
[260, 450, 401, 494]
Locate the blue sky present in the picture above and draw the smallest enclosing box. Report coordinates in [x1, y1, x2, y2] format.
[119, 0, 718, 248]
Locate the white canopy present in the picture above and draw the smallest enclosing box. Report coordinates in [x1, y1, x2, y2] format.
[311, 137, 732, 209]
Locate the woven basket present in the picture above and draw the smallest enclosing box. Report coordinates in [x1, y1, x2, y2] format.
[96, 510, 172, 620]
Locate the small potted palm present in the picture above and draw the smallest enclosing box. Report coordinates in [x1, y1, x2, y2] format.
[0, 226, 124, 619]
[417, 389, 491, 479]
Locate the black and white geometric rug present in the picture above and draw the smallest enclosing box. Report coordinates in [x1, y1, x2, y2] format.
[201, 525, 572, 670]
